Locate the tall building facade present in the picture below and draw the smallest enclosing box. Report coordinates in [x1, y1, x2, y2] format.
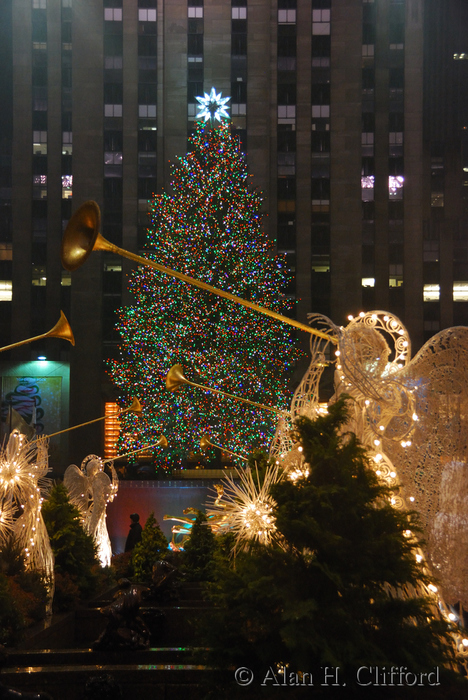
[1, 0, 468, 465]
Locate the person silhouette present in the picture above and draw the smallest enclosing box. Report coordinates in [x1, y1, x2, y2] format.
[124, 513, 143, 552]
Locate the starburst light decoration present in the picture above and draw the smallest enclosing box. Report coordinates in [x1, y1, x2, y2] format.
[207, 464, 282, 552]
[0, 430, 54, 580]
[195, 87, 230, 122]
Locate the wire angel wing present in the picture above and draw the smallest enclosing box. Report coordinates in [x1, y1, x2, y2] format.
[330, 315, 468, 603]
[64, 464, 90, 518]
[381, 325, 468, 604]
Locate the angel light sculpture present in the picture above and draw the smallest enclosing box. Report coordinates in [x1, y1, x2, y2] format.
[268, 310, 468, 611]
[64, 454, 118, 567]
[0, 430, 54, 581]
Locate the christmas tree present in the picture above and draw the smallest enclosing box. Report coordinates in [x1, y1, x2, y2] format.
[132, 512, 168, 583]
[108, 110, 300, 466]
[203, 398, 462, 698]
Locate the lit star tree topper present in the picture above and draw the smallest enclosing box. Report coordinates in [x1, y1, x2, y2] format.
[195, 87, 230, 123]
[107, 117, 302, 468]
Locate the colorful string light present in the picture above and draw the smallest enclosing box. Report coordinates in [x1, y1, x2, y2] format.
[107, 121, 302, 464]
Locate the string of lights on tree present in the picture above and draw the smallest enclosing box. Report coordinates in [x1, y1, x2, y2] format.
[108, 90, 301, 467]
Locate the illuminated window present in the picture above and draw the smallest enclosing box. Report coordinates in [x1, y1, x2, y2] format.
[278, 200, 296, 213]
[33, 130, 47, 155]
[104, 403, 120, 460]
[0, 281, 12, 302]
[312, 105, 330, 118]
[361, 175, 374, 202]
[32, 266, 47, 286]
[61, 271, 71, 286]
[138, 104, 156, 118]
[389, 265, 403, 287]
[389, 175, 404, 199]
[61, 175, 72, 199]
[33, 175, 47, 200]
[104, 159, 122, 180]
[278, 105, 296, 124]
[312, 9, 330, 35]
[278, 9, 295, 23]
[62, 131, 72, 155]
[139, 9, 156, 21]
[104, 8, 122, 21]
[362, 278, 375, 287]
[311, 200, 329, 212]
[453, 282, 468, 301]
[362, 44, 374, 57]
[312, 258, 330, 273]
[188, 6, 203, 18]
[423, 284, 440, 302]
[104, 104, 123, 117]
[233, 7, 247, 19]
[0, 244, 12, 261]
[104, 262, 122, 273]
[231, 104, 246, 116]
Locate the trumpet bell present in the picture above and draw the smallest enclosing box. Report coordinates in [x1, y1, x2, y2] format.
[166, 364, 188, 392]
[48, 311, 75, 346]
[157, 434, 168, 449]
[126, 397, 143, 414]
[200, 434, 212, 451]
[0, 310, 75, 353]
[61, 200, 101, 272]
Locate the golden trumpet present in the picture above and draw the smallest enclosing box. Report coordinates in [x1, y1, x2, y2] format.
[166, 363, 283, 415]
[111, 434, 168, 461]
[0, 311, 75, 353]
[46, 397, 142, 439]
[199, 434, 212, 451]
[61, 200, 336, 343]
[199, 433, 248, 462]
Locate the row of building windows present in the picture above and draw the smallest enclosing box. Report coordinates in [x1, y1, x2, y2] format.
[23, 0, 463, 323]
